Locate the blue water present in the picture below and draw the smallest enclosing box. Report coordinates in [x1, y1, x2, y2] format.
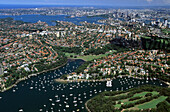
[0, 14, 104, 26]
[0, 4, 101, 9]
[0, 59, 168, 112]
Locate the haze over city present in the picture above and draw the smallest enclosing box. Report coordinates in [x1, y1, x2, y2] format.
[0, 0, 170, 6]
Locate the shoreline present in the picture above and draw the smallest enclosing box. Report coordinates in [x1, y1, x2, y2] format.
[0, 60, 68, 92]
[68, 58, 86, 62]
[84, 76, 170, 112]
[85, 99, 91, 112]
[55, 75, 170, 87]
[54, 78, 111, 83]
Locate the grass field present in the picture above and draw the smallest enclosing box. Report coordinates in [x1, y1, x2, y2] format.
[104, 91, 166, 110]
[137, 96, 167, 109]
[133, 91, 158, 97]
[113, 91, 159, 108]
[87, 85, 170, 112]
[65, 53, 77, 57]
[65, 50, 117, 61]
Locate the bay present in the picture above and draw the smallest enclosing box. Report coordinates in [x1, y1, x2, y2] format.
[0, 14, 104, 26]
[0, 59, 168, 112]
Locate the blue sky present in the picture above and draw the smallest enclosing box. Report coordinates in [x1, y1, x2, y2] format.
[0, 0, 170, 6]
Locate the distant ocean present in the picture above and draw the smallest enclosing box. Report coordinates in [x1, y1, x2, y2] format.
[0, 4, 170, 9]
[0, 4, 48, 9]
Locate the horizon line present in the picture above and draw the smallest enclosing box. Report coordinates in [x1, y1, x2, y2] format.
[0, 4, 170, 7]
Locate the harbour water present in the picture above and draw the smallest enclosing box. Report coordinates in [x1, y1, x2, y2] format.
[0, 15, 104, 26]
[0, 59, 168, 112]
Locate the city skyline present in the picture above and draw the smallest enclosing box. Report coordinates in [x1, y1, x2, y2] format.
[0, 0, 170, 6]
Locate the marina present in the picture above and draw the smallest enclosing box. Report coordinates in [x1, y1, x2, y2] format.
[0, 59, 168, 112]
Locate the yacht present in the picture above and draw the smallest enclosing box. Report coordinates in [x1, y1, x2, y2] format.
[106, 80, 112, 87]
[56, 98, 60, 102]
[19, 109, 23, 112]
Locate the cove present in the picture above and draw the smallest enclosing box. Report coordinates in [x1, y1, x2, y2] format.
[0, 59, 168, 112]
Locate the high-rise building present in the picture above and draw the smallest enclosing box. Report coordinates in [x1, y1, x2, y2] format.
[164, 19, 168, 27]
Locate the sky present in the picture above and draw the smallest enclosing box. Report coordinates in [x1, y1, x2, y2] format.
[0, 0, 170, 6]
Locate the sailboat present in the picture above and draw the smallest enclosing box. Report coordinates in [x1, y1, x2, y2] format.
[56, 97, 60, 102]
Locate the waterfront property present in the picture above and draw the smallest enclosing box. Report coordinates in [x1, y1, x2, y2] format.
[0, 60, 168, 112]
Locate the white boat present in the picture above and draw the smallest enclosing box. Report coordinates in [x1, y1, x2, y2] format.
[56, 98, 60, 102]
[73, 100, 77, 103]
[74, 104, 77, 106]
[106, 80, 112, 87]
[66, 105, 69, 108]
[19, 109, 23, 112]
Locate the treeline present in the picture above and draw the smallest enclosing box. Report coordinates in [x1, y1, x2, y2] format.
[87, 85, 170, 112]
[53, 46, 82, 54]
[141, 36, 169, 52]
[129, 96, 142, 101]
[75, 61, 91, 74]
[123, 101, 170, 112]
[53, 43, 127, 56]
[84, 44, 127, 55]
